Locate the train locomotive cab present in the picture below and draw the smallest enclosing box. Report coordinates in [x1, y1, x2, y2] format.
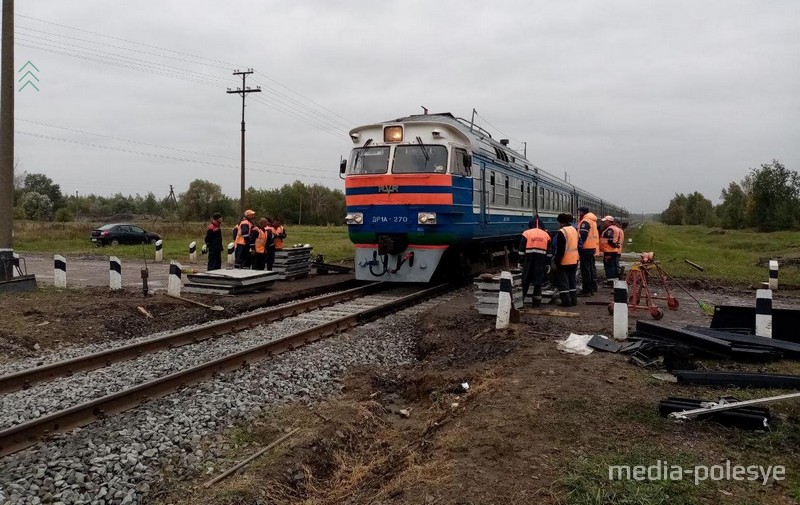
[342, 117, 474, 282]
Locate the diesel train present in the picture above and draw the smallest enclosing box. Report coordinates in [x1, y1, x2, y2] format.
[340, 112, 628, 282]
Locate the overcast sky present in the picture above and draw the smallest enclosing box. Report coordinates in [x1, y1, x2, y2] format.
[7, 0, 799, 212]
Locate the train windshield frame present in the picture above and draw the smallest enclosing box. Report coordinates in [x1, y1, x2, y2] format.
[392, 145, 448, 174]
[348, 146, 390, 175]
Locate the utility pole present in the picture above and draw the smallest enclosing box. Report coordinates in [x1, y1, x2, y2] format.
[227, 69, 260, 215]
[0, 0, 15, 280]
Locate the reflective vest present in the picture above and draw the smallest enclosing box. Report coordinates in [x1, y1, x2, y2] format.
[253, 227, 267, 254]
[522, 228, 550, 254]
[599, 225, 622, 253]
[579, 213, 599, 253]
[234, 219, 251, 246]
[265, 226, 276, 248]
[273, 225, 285, 250]
[559, 226, 579, 265]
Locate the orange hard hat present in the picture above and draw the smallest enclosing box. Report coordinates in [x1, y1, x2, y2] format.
[244, 209, 255, 217]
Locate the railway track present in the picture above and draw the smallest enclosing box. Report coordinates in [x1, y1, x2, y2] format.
[0, 281, 381, 394]
[0, 282, 455, 457]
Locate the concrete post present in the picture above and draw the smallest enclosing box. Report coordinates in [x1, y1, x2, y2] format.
[188, 241, 197, 264]
[168, 261, 182, 297]
[756, 289, 772, 338]
[54, 255, 67, 289]
[496, 271, 513, 329]
[769, 260, 779, 291]
[109, 256, 122, 291]
[227, 242, 235, 266]
[154, 239, 163, 262]
[613, 280, 628, 341]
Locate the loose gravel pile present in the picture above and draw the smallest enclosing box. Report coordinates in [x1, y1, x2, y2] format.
[0, 292, 457, 505]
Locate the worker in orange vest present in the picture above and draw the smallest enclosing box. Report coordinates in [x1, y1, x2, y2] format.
[272, 217, 286, 250]
[554, 213, 579, 306]
[519, 215, 552, 307]
[251, 217, 274, 271]
[577, 206, 599, 296]
[599, 215, 622, 284]
[233, 209, 256, 268]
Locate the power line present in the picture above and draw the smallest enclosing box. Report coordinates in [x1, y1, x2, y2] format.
[16, 131, 339, 182]
[17, 118, 333, 176]
[15, 35, 237, 85]
[15, 25, 232, 70]
[16, 13, 240, 68]
[474, 111, 525, 147]
[16, 40, 349, 138]
[15, 41, 348, 136]
[16, 13, 353, 130]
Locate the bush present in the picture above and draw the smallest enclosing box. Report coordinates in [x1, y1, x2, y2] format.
[54, 208, 75, 222]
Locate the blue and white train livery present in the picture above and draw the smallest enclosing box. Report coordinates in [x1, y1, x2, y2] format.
[340, 112, 628, 282]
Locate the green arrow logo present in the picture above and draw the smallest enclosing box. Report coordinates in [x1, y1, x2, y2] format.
[18, 60, 40, 92]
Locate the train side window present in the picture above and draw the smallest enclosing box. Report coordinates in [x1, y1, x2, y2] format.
[490, 172, 496, 205]
[538, 187, 544, 210]
[452, 148, 471, 176]
[504, 176, 510, 206]
[520, 182, 524, 208]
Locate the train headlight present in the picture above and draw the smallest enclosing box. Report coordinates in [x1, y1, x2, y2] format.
[384, 126, 403, 143]
[418, 212, 437, 225]
[345, 213, 364, 225]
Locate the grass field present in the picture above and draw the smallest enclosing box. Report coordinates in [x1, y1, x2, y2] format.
[11, 220, 354, 263]
[624, 222, 800, 285]
[11, 220, 800, 285]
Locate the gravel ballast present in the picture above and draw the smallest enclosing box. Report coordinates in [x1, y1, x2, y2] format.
[0, 291, 457, 505]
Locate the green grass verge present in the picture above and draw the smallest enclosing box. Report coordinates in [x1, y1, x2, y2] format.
[11, 221, 354, 263]
[625, 223, 800, 284]
[560, 447, 702, 505]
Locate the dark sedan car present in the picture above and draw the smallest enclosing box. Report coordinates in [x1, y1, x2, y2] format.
[90, 223, 161, 246]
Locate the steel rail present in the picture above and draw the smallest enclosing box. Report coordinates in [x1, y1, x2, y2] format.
[0, 282, 383, 394]
[0, 282, 453, 456]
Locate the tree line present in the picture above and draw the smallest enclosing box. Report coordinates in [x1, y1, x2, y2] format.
[661, 160, 798, 232]
[12, 173, 346, 225]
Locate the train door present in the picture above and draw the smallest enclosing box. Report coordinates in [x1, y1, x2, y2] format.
[479, 162, 488, 228]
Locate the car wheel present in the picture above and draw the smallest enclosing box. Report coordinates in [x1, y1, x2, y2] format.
[150, 238, 158, 245]
[111, 239, 120, 247]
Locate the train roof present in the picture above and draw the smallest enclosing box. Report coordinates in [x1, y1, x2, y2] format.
[350, 112, 628, 214]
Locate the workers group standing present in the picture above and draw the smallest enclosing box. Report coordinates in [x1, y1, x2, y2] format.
[554, 213, 579, 307]
[519, 215, 551, 307]
[599, 215, 623, 283]
[233, 210, 256, 268]
[577, 206, 599, 296]
[251, 217, 275, 271]
[204, 213, 223, 271]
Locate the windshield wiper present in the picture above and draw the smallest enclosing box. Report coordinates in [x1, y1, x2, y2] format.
[352, 138, 373, 172]
[415, 136, 430, 167]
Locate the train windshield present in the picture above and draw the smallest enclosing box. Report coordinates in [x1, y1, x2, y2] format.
[349, 146, 390, 175]
[392, 145, 448, 174]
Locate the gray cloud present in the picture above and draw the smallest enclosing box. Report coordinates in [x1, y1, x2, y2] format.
[10, 0, 799, 212]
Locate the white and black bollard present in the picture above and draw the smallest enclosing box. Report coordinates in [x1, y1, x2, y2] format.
[54, 255, 67, 289]
[613, 280, 628, 341]
[769, 260, 779, 291]
[109, 256, 122, 291]
[227, 242, 235, 266]
[188, 241, 197, 264]
[168, 261, 182, 297]
[756, 289, 772, 338]
[12, 253, 20, 277]
[496, 271, 513, 329]
[154, 239, 163, 262]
